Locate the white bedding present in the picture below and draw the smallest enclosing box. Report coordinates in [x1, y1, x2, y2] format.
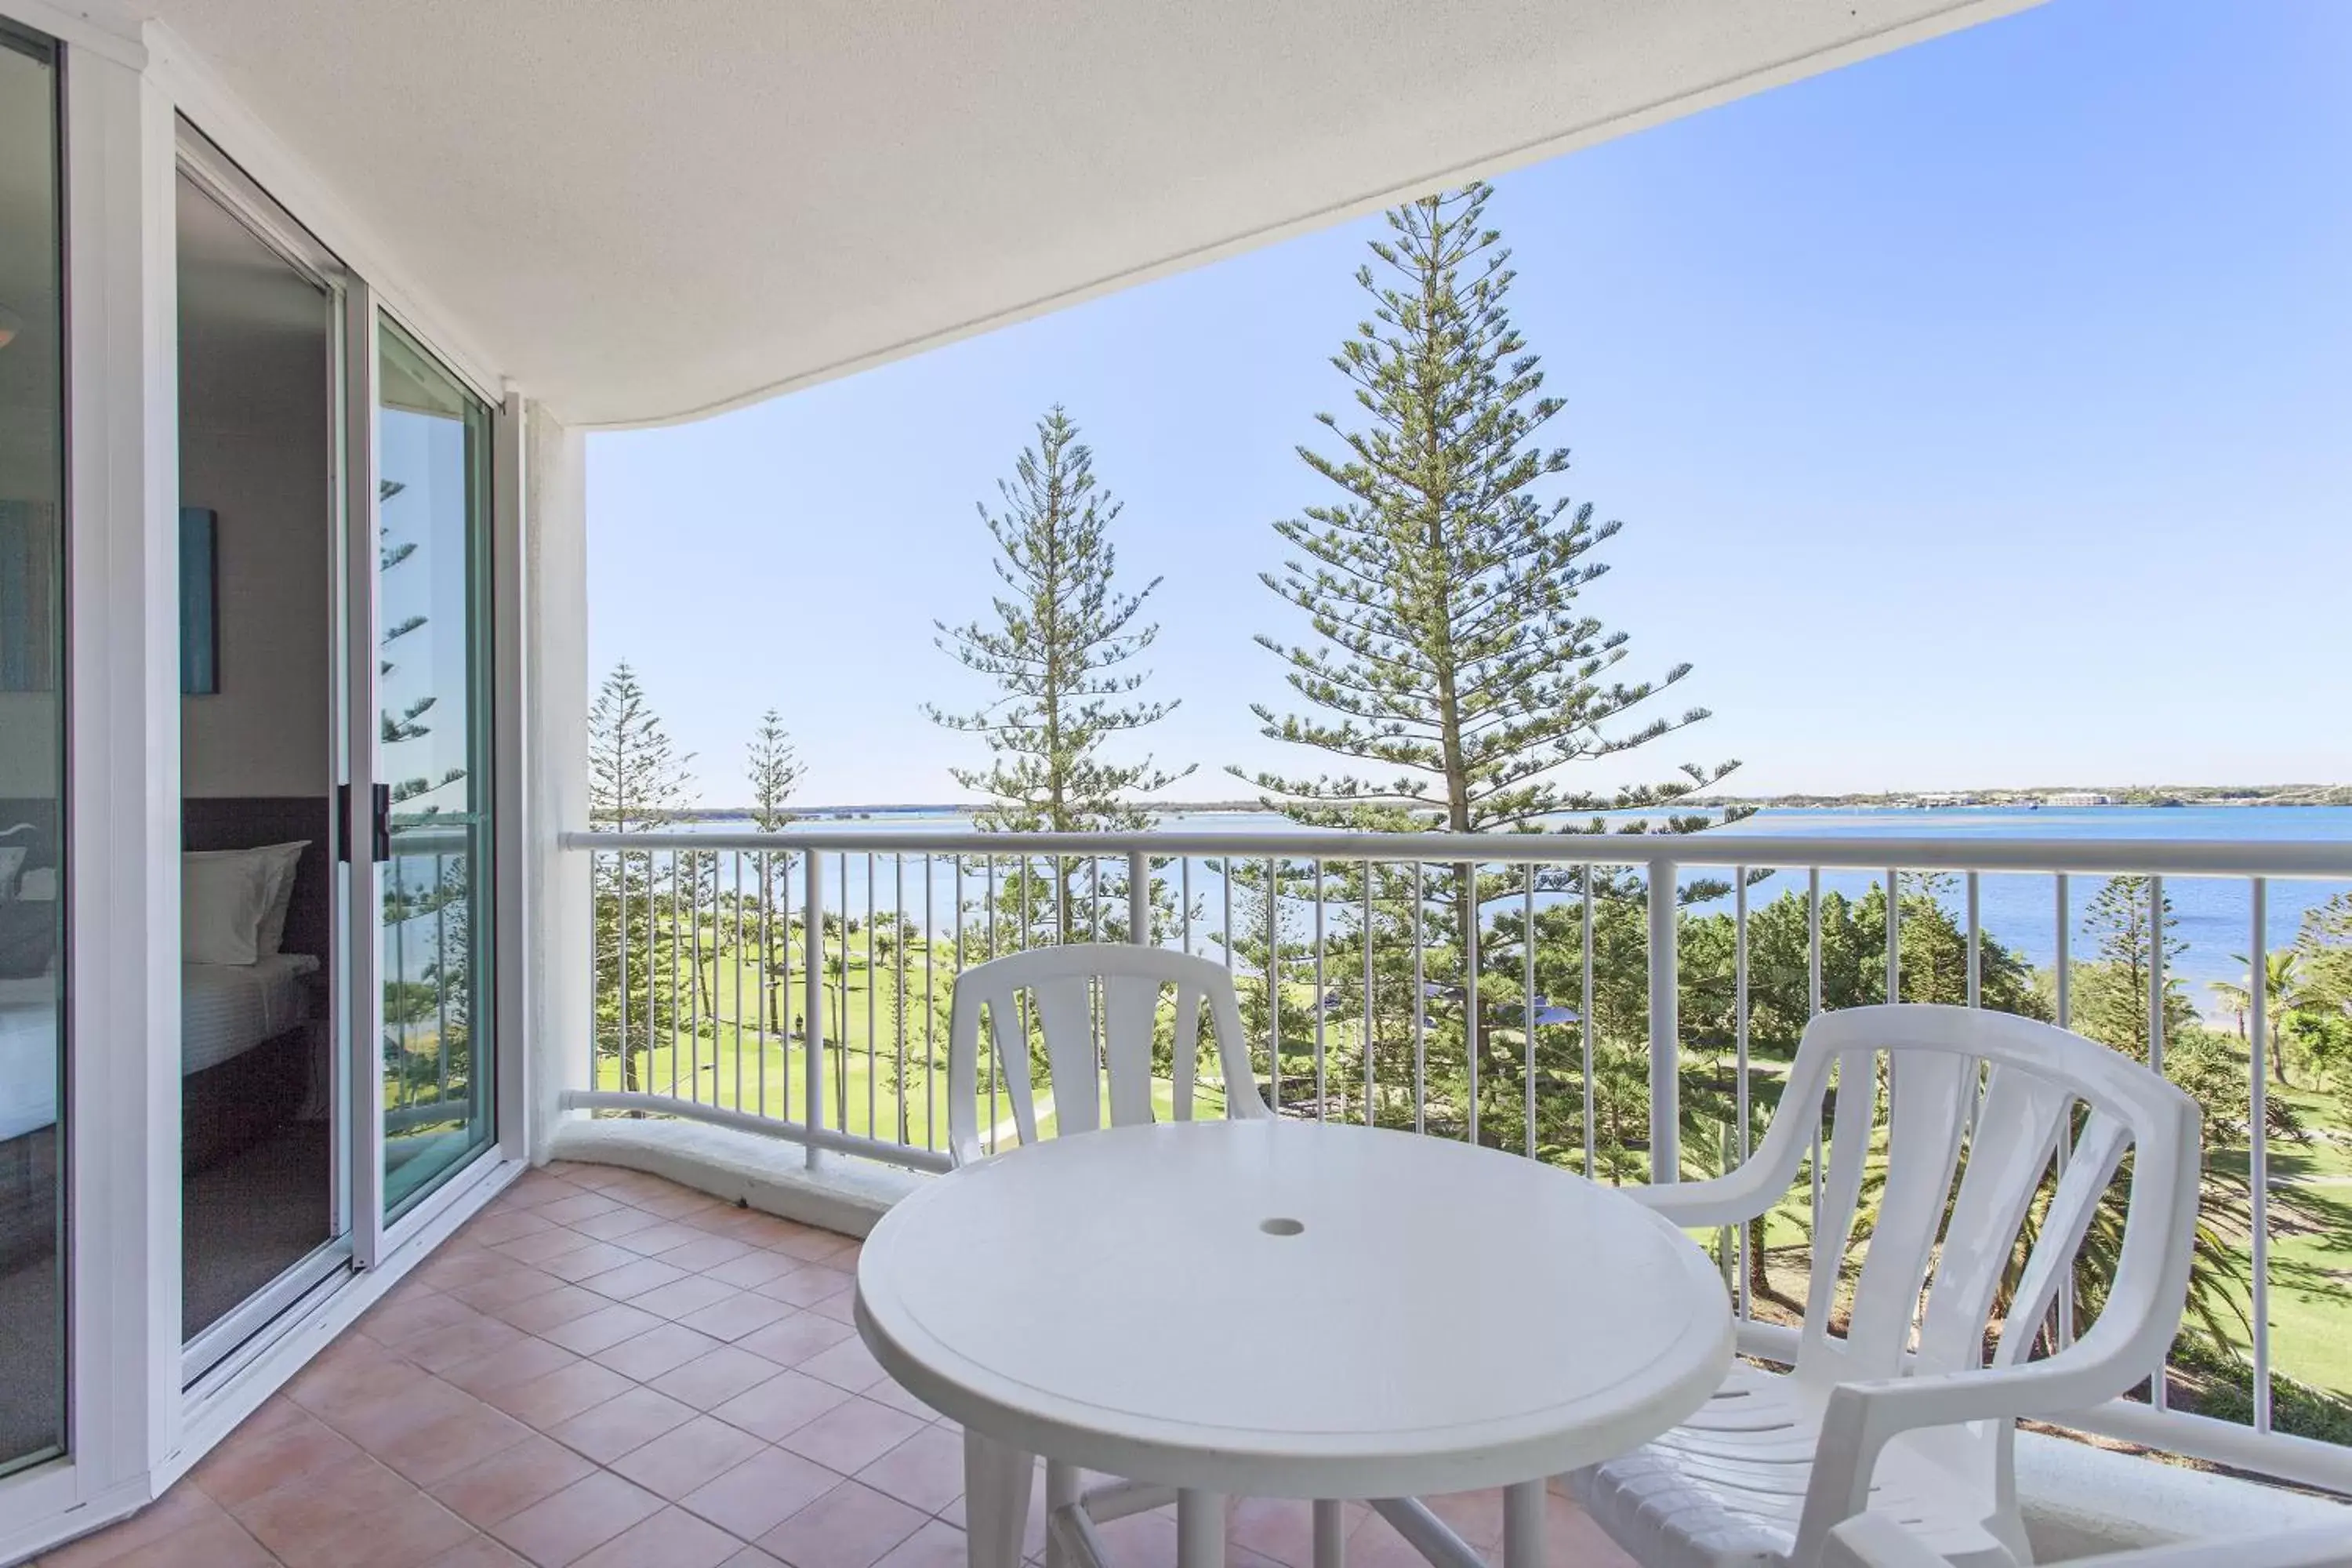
[0, 956, 318, 1142]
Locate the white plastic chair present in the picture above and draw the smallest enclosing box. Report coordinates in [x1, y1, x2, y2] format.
[946, 942, 1274, 1568]
[1826, 1512, 2352, 1568]
[1573, 1004, 2203, 1568]
[946, 941, 1269, 1167]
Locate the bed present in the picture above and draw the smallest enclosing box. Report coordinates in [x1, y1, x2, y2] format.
[0, 797, 331, 1266]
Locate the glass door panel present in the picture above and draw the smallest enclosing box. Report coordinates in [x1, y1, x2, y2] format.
[0, 20, 65, 1476]
[374, 320, 493, 1218]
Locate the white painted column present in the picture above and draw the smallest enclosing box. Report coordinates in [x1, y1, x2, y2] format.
[523, 402, 589, 1163]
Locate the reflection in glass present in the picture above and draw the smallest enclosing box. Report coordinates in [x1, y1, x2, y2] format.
[0, 23, 66, 1474]
[376, 321, 494, 1216]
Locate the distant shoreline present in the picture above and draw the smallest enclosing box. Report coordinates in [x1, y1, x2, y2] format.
[649, 785, 2350, 822]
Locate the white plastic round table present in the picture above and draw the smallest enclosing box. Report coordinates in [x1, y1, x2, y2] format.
[855, 1119, 1732, 1568]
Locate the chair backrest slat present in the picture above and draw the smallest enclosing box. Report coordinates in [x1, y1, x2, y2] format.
[1033, 976, 1099, 1137]
[1803, 1050, 1881, 1355]
[1170, 981, 1202, 1121]
[1102, 975, 1163, 1127]
[948, 943, 1270, 1167]
[1840, 1048, 1973, 1379]
[1916, 1062, 2072, 1375]
[1993, 1108, 2132, 1369]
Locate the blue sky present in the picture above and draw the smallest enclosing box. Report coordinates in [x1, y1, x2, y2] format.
[589, 0, 2352, 808]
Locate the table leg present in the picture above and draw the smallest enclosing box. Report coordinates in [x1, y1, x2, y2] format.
[963, 1429, 1035, 1568]
[1177, 1489, 1225, 1568]
[1312, 1500, 1345, 1568]
[1501, 1481, 1545, 1568]
[1044, 1461, 1080, 1568]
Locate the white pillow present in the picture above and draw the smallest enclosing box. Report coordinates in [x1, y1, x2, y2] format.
[0, 847, 24, 898]
[184, 842, 308, 956]
[183, 851, 273, 966]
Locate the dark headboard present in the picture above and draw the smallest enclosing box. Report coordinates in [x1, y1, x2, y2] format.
[183, 796, 332, 964]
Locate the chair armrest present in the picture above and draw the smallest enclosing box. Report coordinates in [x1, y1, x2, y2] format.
[1617, 1171, 1773, 1232]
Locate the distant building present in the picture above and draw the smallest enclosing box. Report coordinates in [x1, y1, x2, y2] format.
[2045, 790, 2112, 807]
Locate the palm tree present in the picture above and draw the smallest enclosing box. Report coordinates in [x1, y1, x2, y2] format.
[2211, 950, 2306, 1087]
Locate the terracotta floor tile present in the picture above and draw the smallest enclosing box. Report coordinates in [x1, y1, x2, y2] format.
[592, 1320, 726, 1382]
[863, 1378, 942, 1422]
[576, 1254, 691, 1301]
[606, 1414, 768, 1501]
[700, 1250, 804, 1291]
[540, 1301, 665, 1356]
[443, 1265, 568, 1313]
[279, 1491, 474, 1568]
[427, 1435, 598, 1528]
[709, 1368, 853, 1443]
[441, 1336, 583, 1397]
[566, 1204, 671, 1243]
[1227, 1498, 1370, 1568]
[633, 1188, 728, 1221]
[536, 1241, 646, 1284]
[313, 1372, 481, 1451]
[374, 1400, 536, 1487]
[851, 1425, 965, 1515]
[679, 1446, 842, 1541]
[532, 1192, 625, 1226]
[489, 1471, 662, 1567]
[778, 1398, 927, 1475]
[187, 1406, 360, 1508]
[771, 1227, 857, 1263]
[805, 1290, 859, 1325]
[233, 1452, 421, 1559]
[1093, 1510, 1180, 1568]
[457, 1210, 558, 1248]
[677, 1290, 797, 1345]
[38, 1487, 229, 1567]
[607, 1220, 713, 1257]
[736, 1310, 855, 1367]
[650, 1345, 786, 1411]
[1420, 1490, 1505, 1550]
[486, 1283, 611, 1336]
[484, 1359, 637, 1429]
[403, 1314, 532, 1375]
[489, 1227, 599, 1267]
[625, 1274, 743, 1322]
[757, 1479, 927, 1568]
[421, 1537, 532, 1567]
[96, 1515, 279, 1568]
[720, 1548, 789, 1568]
[659, 1234, 758, 1273]
[872, 1519, 971, 1568]
[758, 1263, 855, 1305]
[547, 1385, 699, 1465]
[366, 1289, 488, 1347]
[799, 1337, 889, 1393]
[569, 1505, 746, 1568]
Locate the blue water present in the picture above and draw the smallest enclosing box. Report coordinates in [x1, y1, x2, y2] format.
[669, 804, 2352, 1012]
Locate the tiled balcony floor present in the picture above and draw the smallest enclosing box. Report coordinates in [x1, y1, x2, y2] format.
[36, 1163, 1635, 1568]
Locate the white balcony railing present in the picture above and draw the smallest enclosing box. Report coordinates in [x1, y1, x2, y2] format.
[561, 824, 2352, 1497]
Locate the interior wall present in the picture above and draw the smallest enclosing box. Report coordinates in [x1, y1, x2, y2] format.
[175, 176, 332, 799]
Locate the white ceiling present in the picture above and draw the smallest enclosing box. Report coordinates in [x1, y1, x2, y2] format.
[136, 0, 2034, 429]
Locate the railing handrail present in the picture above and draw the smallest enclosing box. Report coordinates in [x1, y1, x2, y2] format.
[562, 826, 2352, 879]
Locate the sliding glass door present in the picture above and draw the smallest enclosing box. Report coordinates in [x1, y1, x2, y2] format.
[372, 320, 495, 1219]
[0, 18, 64, 1477]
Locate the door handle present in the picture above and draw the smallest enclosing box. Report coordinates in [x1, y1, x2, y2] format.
[371, 783, 392, 864]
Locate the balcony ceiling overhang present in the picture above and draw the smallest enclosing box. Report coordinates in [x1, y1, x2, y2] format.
[134, 0, 2034, 428]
